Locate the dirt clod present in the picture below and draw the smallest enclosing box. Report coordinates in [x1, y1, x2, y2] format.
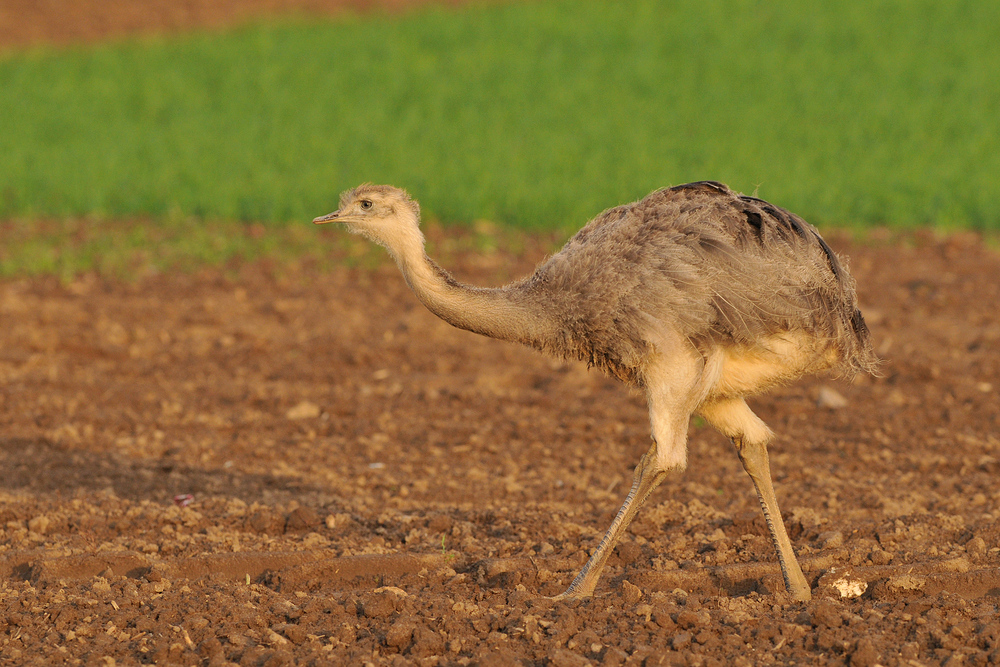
[385, 615, 417, 650]
[284, 506, 321, 531]
[621, 580, 643, 605]
[549, 647, 592, 667]
[360, 590, 403, 618]
[850, 638, 880, 667]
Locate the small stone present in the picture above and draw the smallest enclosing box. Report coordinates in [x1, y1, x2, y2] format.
[247, 510, 283, 534]
[186, 617, 210, 632]
[941, 557, 971, 573]
[966, 536, 987, 559]
[671, 632, 692, 650]
[621, 580, 643, 605]
[887, 574, 926, 592]
[643, 653, 672, 666]
[374, 585, 409, 598]
[869, 548, 893, 565]
[818, 568, 867, 598]
[850, 638, 880, 667]
[614, 541, 642, 565]
[198, 637, 224, 660]
[91, 577, 112, 595]
[652, 607, 676, 630]
[285, 506, 320, 531]
[548, 648, 590, 667]
[887, 389, 907, 406]
[818, 530, 844, 549]
[832, 576, 868, 598]
[675, 609, 707, 629]
[410, 625, 445, 658]
[817, 386, 848, 409]
[264, 629, 288, 646]
[943, 654, 967, 667]
[285, 401, 320, 420]
[28, 515, 50, 535]
[385, 617, 416, 650]
[361, 588, 406, 618]
[273, 624, 306, 644]
[602, 647, 627, 666]
[809, 600, 843, 628]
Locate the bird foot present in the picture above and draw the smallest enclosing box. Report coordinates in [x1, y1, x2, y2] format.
[789, 586, 812, 603]
[546, 593, 584, 603]
[546, 584, 594, 602]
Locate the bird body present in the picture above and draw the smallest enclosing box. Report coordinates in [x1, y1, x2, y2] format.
[315, 181, 878, 601]
[519, 181, 875, 387]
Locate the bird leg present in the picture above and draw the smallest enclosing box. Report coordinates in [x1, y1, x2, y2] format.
[552, 440, 669, 600]
[733, 436, 811, 601]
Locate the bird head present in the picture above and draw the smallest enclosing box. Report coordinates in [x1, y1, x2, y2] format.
[313, 184, 422, 252]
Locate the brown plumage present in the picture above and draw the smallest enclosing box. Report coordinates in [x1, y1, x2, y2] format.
[315, 181, 878, 601]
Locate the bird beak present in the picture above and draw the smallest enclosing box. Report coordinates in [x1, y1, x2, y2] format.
[313, 210, 343, 224]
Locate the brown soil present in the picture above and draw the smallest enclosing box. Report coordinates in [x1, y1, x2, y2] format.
[2, 226, 1000, 666]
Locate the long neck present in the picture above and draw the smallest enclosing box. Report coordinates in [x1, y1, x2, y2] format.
[381, 226, 558, 349]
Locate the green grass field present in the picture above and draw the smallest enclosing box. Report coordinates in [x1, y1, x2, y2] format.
[1, 0, 998, 275]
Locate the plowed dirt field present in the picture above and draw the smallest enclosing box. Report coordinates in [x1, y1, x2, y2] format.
[3, 4, 1000, 665]
[3, 226, 1000, 666]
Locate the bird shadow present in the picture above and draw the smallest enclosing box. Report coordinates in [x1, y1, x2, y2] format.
[0, 436, 325, 505]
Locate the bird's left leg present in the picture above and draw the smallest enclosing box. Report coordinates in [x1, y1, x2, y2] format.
[551, 438, 670, 600]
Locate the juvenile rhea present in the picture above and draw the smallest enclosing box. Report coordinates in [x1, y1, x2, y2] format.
[315, 181, 878, 601]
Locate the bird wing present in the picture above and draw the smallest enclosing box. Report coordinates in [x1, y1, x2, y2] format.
[533, 182, 876, 379]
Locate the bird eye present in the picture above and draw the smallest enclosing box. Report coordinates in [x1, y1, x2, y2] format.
[360, 200, 373, 210]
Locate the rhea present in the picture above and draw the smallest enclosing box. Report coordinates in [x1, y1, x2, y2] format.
[314, 182, 877, 601]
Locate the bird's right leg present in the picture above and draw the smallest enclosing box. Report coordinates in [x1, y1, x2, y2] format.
[698, 398, 811, 602]
[551, 439, 669, 600]
[552, 353, 699, 600]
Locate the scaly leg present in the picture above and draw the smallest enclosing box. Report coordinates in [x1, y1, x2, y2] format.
[734, 436, 811, 601]
[699, 397, 811, 601]
[552, 440, 669, 599]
